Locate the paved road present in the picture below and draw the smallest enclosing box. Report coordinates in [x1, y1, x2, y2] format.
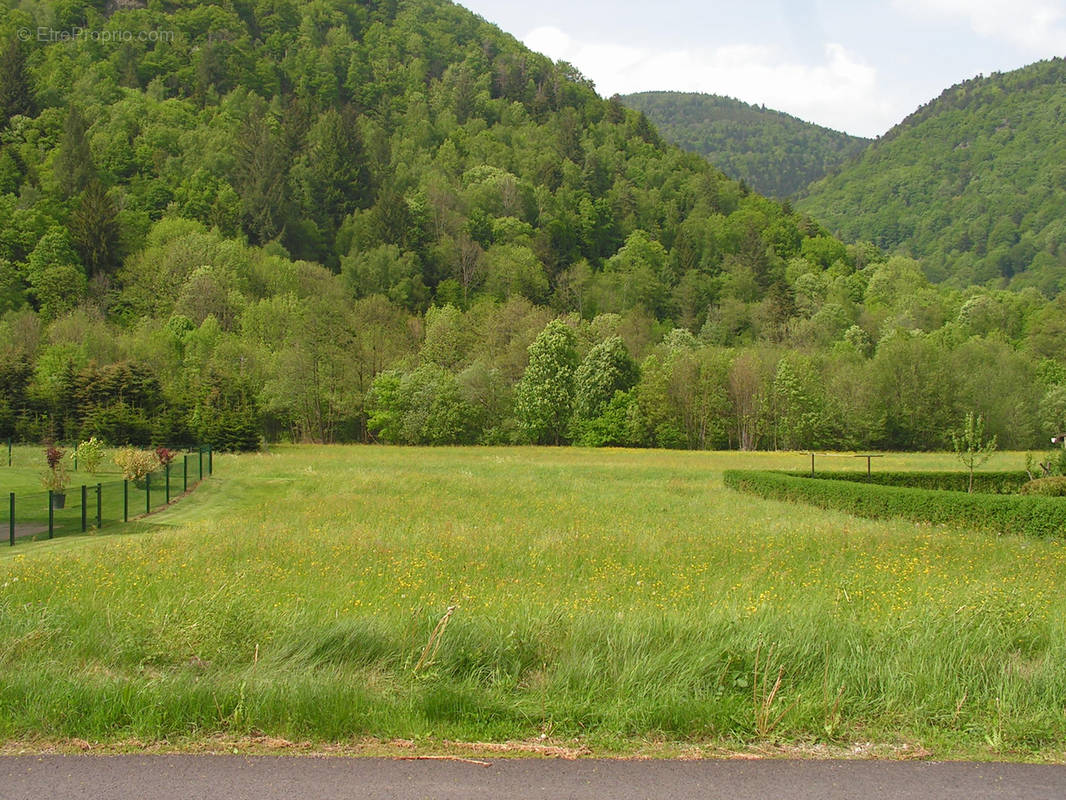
[3, 756, 1066, 800]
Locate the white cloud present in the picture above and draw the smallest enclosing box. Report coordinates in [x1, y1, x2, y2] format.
[892, 0, 1066, 52]
[522, 27, 901, 137]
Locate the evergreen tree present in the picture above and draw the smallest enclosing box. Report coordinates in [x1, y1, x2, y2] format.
[69, 179, 121, 277]
[231, 107, 291, 245]
[54, 105, 95, 199]
[293, 108, 370, 235]
[0, 37, 36, 128]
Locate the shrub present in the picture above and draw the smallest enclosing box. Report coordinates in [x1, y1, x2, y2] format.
[41, 445, 69, 492]
[783, 470, 1029, 494]
[724, 469, 1066, 538]
[1019, 477, 1066, 497]
[73, 436, 105, 473]
[571, 391, 635, 447]
[113, 447, 159, 482]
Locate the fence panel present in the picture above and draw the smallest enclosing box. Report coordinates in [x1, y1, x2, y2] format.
[0, 446, 213, 546]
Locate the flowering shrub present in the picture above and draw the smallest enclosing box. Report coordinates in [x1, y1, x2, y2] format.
[113, 448, 159, 482]
[73, 437, 105, 474]
[155, 446, 175, 467]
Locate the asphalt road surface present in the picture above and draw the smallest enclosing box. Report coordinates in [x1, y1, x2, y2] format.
[4, 756, 1066, 800]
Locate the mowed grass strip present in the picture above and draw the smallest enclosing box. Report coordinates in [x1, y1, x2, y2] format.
[0, 446, 1064, 755]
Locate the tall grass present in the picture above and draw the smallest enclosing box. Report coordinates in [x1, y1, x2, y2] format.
[0, 446, 1063, 754]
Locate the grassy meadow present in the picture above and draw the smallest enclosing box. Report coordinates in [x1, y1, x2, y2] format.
[1, 445, 1065, 757]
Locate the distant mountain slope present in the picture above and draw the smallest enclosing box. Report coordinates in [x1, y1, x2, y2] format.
[797, 58, 1066, 293]
[620, 91, 869, 198]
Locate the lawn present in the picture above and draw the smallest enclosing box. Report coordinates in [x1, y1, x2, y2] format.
[0, 445, 1064, 758]
[0, 447, 209, 543]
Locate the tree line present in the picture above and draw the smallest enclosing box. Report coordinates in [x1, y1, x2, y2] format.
[4, 236, 1066, 452]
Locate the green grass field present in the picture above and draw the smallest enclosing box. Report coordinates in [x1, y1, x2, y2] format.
[1, 445, 1064, 758]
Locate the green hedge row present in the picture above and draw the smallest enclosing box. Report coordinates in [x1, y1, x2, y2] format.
[781, 470, 1030, 494]
[722, 470, 1066, 538]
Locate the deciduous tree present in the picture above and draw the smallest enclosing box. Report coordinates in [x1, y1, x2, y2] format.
[515, 320, 578, 444]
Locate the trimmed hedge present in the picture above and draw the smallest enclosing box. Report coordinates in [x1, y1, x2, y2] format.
[781, 470, 1029, 494]
[723, 470, 1066, 538]
[1020, 477, 1066, 497]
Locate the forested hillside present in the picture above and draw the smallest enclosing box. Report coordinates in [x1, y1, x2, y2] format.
[620, 91, 869, 198]
[798, 59, 1066, 294]
[0, 1, 1064, 453]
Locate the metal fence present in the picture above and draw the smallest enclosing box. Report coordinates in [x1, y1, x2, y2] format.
[1, 446, 213, 546]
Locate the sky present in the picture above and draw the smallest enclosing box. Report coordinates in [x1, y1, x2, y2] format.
[457, 0, 1066, 138]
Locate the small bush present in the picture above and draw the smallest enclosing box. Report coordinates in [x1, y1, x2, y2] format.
[41, 446, 69, 492]
[724, 469, 1066, 538]
[1019, 477, 1066, 497]
[74, 436, 105, 473]
[113, 447, 159, 482]
[45, 445, 63, 471]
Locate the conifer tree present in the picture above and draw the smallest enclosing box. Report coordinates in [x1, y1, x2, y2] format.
[54, 105, 95, 199]
[231, 107, 290, 244]
[69, 178, 120, 277]
[0, 37, 35, 128]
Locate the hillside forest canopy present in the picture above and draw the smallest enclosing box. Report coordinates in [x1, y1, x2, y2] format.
[620, 91, 870, 200]
[1, 0, 1065, 452]
[798, 58, 1066, 296]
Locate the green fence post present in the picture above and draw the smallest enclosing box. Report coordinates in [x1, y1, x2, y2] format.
[183, 455, 188, 493]
[48, 491, 54, 539]
[81, 485, 87, 532]
[198, 448, 203, 481]
[165, 463, 171, 504]
[146, 472, 151, 515]
[96, 483, 102, 529]
[123, 480, 128, 523]
[208, 445, 213, 475]
[8, 492, 13, 546]
[73, 446, 78, 472]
